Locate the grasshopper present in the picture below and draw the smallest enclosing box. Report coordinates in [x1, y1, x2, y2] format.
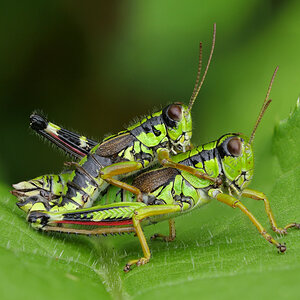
[24, 67, 300, 272]
[12, 24, 217, 213]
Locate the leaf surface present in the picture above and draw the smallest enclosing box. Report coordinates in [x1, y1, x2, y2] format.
[1, 102, 300, 300]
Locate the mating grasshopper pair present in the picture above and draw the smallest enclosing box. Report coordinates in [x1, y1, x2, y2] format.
[12, 25, 299, 272]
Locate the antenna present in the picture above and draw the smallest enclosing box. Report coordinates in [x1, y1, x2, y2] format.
[187, 23, 216, 113]
[188, 42, 203, 110]
[249, 66, 279, 144]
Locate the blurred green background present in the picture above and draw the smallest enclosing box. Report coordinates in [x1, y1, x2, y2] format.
[1, 0, 299, 185]
[1, 1, 300, 300]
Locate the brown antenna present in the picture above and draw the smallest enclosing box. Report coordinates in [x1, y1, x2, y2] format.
[188, 42, 203, 110]
[249, 66, 279, 144]
[187, 23, 216, 113]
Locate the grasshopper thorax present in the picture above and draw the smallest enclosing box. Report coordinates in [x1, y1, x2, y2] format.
[217, 133, 254, 194]
[162, 102, 192, 154]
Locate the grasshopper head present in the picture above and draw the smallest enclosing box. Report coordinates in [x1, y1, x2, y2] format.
[217, 133, 254, 193]
[162, 102, 192, 154]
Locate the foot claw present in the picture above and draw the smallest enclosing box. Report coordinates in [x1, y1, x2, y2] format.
[151, 233, 160, 240]
[123, 264, 131, 273]
[124, 258, 149, 272]
[277, 243, 286, 253]
[274, 228, 287, 235]
[294, 223, 300, 229]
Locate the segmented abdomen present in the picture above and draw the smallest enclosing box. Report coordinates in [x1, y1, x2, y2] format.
[58, 151, 112, 209]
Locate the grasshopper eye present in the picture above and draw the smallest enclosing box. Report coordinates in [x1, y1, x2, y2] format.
[227, 137, 242, 157]
[167, 104, 182, 122]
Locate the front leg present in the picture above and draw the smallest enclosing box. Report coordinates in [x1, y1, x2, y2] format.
[157, 148, 222, 186]
[100, 161, 144, 202]
[209, 189, 286, 253]
[242, 188, 300, 234]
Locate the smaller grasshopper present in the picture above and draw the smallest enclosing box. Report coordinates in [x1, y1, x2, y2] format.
[25, 67, 300, 272]
[12, 24, 217, 214]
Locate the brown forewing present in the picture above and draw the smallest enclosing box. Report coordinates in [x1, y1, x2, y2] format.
[133, 167, 179, 193]
[96, 133, 135, 157]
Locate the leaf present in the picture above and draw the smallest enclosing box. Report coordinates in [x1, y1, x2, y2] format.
[0, 183, 114, 300]
[273, 99, 300, 174]
[1, 101, 300, 300]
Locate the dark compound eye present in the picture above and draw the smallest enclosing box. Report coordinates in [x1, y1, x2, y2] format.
[167, 104, 182, 122]
[227, 137, 242, 156]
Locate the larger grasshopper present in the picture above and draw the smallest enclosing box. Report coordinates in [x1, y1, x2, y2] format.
[12, 25, 217, 214]
[23, 67, 300, 272]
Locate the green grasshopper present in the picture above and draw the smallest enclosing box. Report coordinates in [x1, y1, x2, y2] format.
[25, 67, 300, 272]
[12, 24, 217, 214]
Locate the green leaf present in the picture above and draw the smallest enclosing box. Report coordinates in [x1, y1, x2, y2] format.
[0, 184, 114, 300]
[273, 100, 300, 174]
[1, 101, 300, 300]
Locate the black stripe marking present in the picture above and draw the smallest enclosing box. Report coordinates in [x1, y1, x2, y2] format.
[130, 116, 163, 137]
[200, 149, 215, 162]
[49, 176, 53, 193]
[72, 172, 90, 189]
[60, 196, 82, 208]
[82, 155, 103, 178]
